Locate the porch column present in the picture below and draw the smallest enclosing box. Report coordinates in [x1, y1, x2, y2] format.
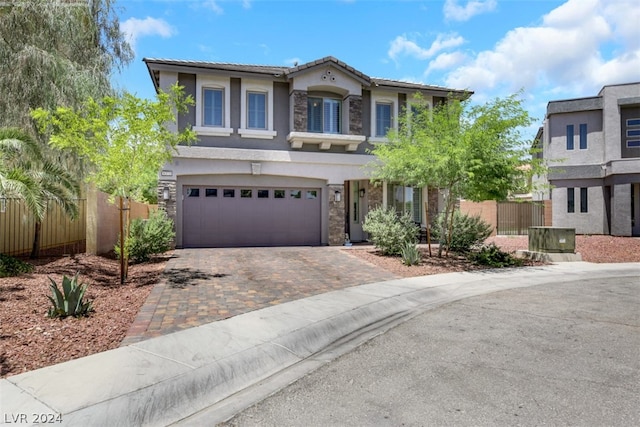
[157, 180, 177, 247]
[328, 184, 345, 245]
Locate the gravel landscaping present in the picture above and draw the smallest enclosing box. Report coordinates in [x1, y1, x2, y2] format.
[1, 235, 638, 378]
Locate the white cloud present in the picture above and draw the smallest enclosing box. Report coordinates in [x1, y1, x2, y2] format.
[242, 0, 252, 9]
[425, 51, 467, 75]
[443, 0, 497, 22]
[121, 17, 176, 49]
[443, 0, 639, 97]
[203, 0, 224, 15]
[388, 33, 465, 62]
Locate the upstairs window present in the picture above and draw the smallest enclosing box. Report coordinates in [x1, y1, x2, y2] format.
[308, 97, 341, 134]
[203, 88, 223, 127]
[567, 188, 575, 213]
[195, 76, 231, 136]
[375, 102, 392, 137]
[247, 92, 266, 130]
[626, 118, 640, 148]
[579, 123, 587, 149]
[566, 124, 574, 150]
[580, 187, 588, 213]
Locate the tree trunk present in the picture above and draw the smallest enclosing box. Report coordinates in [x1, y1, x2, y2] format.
[30, 221, 42, 259]
[124, 197, 130, 279]
[119, 196, 126, 284]
[424, 200, 432, 257]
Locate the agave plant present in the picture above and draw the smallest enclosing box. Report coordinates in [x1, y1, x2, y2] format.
[401, 242, 421, 266]
[47, 273, 93, 318]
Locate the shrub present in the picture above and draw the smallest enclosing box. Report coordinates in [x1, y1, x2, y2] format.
[401, 242, 421, 266]
[362, 207, 418, 256]
[468, 243, 523, 268]
[0, 254, 33, 277]
[47, 273, 93, 318]
[432, 210, 493, 253]
[116, 209, 175, 263]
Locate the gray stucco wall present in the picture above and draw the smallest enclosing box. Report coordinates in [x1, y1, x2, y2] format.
[178, 73, 196, 132]
[620, 105, 640, 158]
[611, 183, 632, 236]
[551, 185, 606, 234]
[546, 109, 604, 167]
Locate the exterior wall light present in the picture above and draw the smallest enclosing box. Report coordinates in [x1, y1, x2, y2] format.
[334, 190, 341, 202]
[163, 187, 170, 201]
[359, 188, 366, 198]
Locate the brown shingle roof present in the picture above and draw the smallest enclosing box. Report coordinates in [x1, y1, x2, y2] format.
[143, 57, 467, 95]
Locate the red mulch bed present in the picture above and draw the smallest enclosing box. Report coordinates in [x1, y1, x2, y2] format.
[1, 235, 638, 378]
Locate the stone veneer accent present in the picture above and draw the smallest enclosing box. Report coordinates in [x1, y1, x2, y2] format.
[328, 184, 346, 245]
[157, 180, 177, 247]
[292, 90, 308, 132]
[347, 95, 363, 135]
[367, 182, 383, 211]
[426, 188, 439, 226]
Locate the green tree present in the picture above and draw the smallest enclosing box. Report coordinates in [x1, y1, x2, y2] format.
[1, 0, 132, 257]
[0, 0, 132, 133]
[369, 92, 543, 256]
[0, 128, 80, 258]
[33, 83, 197, 283]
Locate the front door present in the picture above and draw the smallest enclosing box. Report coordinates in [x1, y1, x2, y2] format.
[348, 180, 368, 242]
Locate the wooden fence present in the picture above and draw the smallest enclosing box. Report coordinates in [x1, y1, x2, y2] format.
[0, 198, 86, 257]
[460, 200, 552, 236]
[1, 190, 157, 257]
[496, 201, 546, 235]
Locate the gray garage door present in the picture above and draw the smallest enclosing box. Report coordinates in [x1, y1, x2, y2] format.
[182, 186, 321, 247]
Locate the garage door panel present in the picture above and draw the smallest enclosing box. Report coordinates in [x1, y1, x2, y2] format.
[182, 186, 321, 247]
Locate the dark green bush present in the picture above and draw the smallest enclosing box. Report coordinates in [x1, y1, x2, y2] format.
[115, 209, 175, 263]
[468, 243, 523, 268]
[0, 254, 33, 277]
[362, 207, 418, 256]
[47, 273, 93, 318]
[432, 210, 493, 253]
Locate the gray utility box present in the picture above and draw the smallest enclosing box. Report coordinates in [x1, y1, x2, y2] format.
[528, 227, 576, 253]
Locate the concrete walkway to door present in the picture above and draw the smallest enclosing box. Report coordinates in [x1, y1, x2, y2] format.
[121, 247, 399, 345]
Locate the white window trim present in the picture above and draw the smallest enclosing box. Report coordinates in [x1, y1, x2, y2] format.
[239, 79, 277, 139]
[194, 75, 232, 136]
[369, 92, 397, 143]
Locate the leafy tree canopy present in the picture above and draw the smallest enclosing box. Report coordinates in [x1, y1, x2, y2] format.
[0, 0, 133, 134]
[368, 91, 545, 255]
[369, 92, 543, 202]
[32, 83, 196, 203]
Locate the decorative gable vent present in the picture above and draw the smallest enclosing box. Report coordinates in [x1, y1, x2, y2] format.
[321, 69, 337, 82]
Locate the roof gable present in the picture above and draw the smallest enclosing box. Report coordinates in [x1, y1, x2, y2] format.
[283, 56, 371, 86]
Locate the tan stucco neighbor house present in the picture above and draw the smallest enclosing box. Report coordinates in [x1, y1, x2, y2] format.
[144, 56, 467, 247]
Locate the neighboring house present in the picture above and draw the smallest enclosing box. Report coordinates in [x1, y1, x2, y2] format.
[534, 82, 640, 236]
[144, 56, 467, 247]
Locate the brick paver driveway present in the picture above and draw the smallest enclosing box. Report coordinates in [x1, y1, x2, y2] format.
[121, 247, 398, 345]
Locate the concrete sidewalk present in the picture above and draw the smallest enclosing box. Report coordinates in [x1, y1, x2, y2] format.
[1, 263, 638, 426]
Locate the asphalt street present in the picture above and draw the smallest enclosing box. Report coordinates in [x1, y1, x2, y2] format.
[222, 275, 640, 427]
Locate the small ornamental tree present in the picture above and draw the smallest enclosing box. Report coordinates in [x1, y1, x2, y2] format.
[368, 91, 545, 256]
[33, 83, 197, 283]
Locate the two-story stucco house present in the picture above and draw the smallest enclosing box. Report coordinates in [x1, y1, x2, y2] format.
[534, 82, 640, 236]
[144, 56, 467, 247]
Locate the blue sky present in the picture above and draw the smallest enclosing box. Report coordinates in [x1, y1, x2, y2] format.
[116, 0, 640, 136]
